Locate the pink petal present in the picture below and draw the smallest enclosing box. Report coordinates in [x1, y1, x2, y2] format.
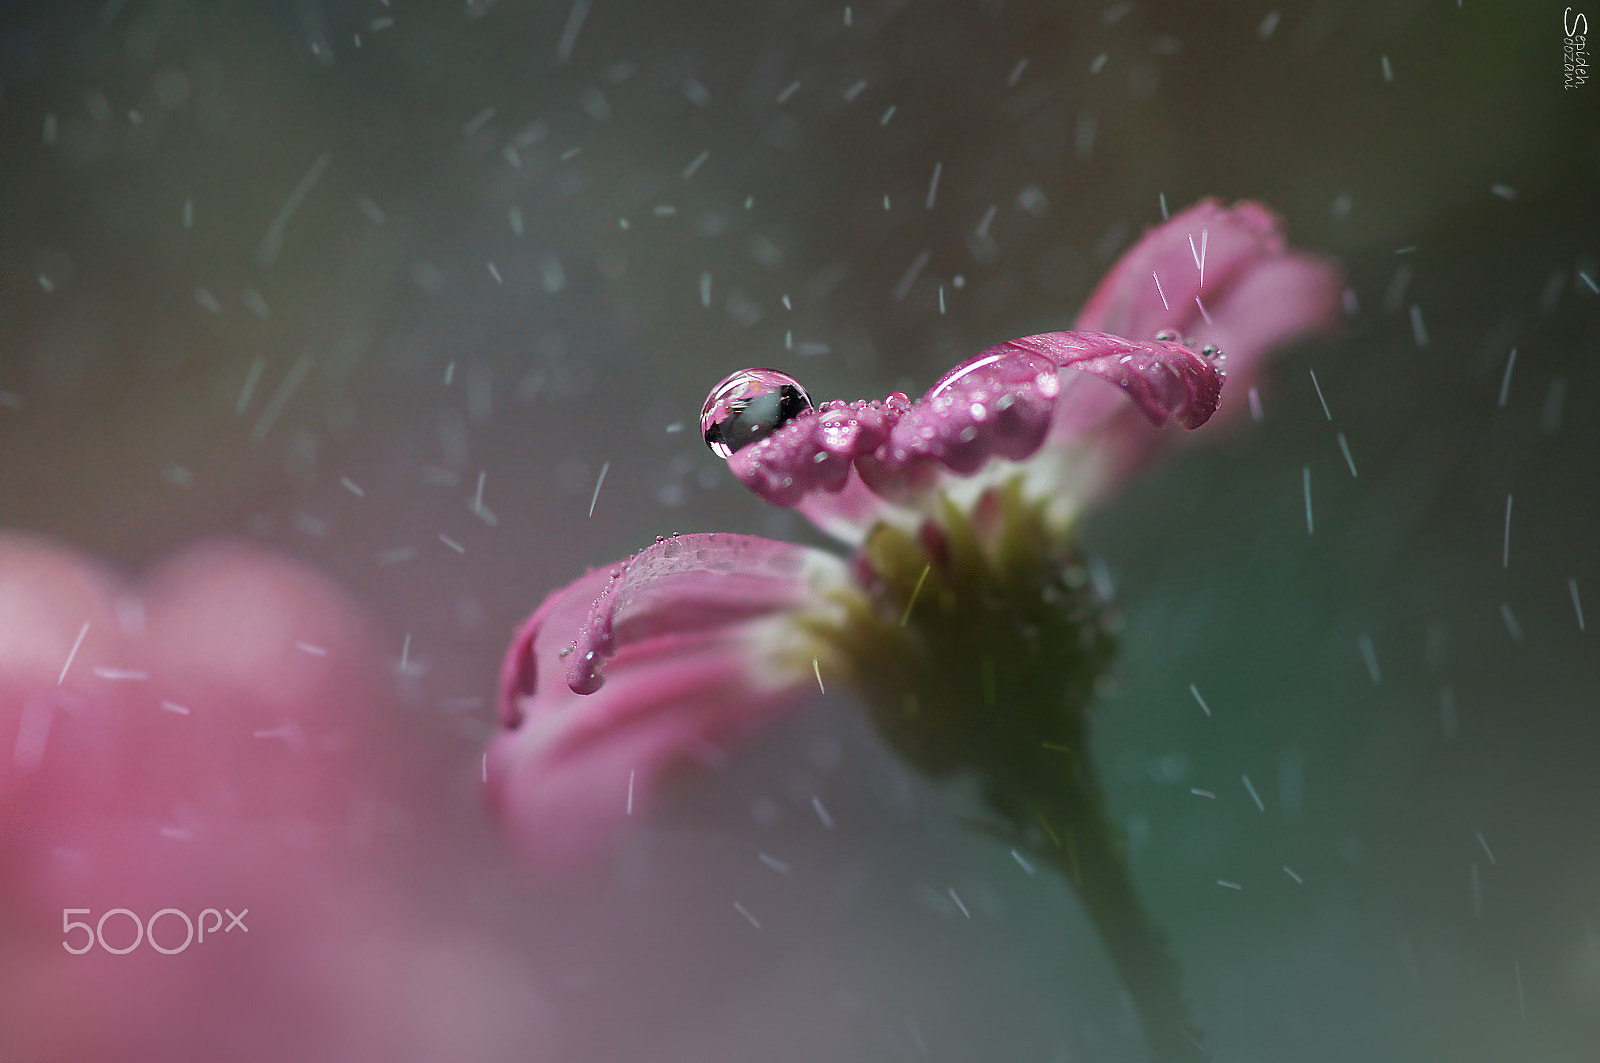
[1074, 198, 1342, 408]
[1025, 199, 1342, 498]
[712, 200, 1337, 538]
[795, 463, 915, 544]
[724, 333, 1221, 517]
[2, 820, 555, 1063]
[0, 536, 125, 814]
[0, 538, 552, 1062]
[492, 534, 844, 871]
[725, 395, 909, 509]
[0, 536, 396, 827]
[562, 532, 833, 695]
[136, 543, 397, 819]
[1192, 252, 1345, 392]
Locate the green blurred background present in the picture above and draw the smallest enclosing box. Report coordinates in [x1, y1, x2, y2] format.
[1, 1, 1596, 1060]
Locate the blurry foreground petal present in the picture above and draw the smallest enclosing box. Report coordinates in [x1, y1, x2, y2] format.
[0, 534, 557, 1062]
[0, 825, 557, 1063]
[1, 536, 396, 828]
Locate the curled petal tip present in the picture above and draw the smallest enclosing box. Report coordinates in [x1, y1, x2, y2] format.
[567, 652, 605, 695]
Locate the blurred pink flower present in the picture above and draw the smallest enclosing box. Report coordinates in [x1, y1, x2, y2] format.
[0, 536, 396, 829]
[0, 536, 555, 1063]
[489, 198, 1340, 872]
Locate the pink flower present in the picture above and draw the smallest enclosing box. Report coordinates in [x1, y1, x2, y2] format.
[489, 199, 1340, 872]
[0, 536, 555, 1062]
[0, 536, 397, 828]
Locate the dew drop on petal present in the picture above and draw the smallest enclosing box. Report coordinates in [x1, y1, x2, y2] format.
[701, 368, 814, 458]
[1154, 329, 1179, 342]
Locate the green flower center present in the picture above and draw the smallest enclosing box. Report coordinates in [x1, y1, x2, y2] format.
[801, 476, 1117, 811]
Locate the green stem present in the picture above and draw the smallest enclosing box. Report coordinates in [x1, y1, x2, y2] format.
[1003, 760, 1208, 1063]
[819, 488, 1204, 1058]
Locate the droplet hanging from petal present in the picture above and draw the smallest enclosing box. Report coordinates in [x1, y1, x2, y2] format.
[701, 368, 814, 458]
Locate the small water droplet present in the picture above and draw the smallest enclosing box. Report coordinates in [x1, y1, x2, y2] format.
[558, 646, 573, 658]
[701, 368, 813, 458]
[1154, 329, 1179, 342]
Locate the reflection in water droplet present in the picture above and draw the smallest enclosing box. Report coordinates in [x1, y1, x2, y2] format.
[701, 368, 814, 458]
[1154, 329, 1179, 342]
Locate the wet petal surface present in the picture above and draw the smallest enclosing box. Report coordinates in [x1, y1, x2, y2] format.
[720, 331, 1222, 527]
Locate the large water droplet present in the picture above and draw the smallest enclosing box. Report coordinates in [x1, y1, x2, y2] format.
[701, 368, 813, 458]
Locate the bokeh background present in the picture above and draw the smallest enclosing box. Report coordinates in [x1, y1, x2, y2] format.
[2, 0, 1597, 1060]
